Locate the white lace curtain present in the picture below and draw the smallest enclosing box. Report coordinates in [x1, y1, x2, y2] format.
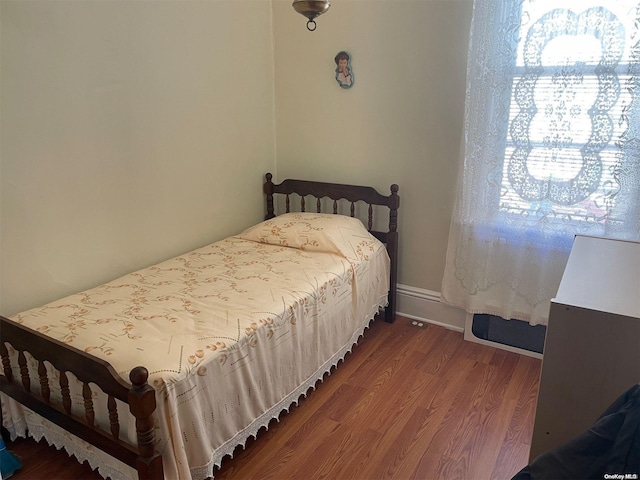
[441, 0, 640, 326]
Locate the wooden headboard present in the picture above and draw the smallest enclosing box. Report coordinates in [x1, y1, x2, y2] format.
[263, 172, 400, 323]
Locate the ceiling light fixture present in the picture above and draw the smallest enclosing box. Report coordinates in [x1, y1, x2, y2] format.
[292, 0, 331, 31]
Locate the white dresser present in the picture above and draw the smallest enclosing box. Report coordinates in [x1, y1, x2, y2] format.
[529, 235, 640, 461]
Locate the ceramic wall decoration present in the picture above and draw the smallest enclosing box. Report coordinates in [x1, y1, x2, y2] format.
[334, 51, 354, 89]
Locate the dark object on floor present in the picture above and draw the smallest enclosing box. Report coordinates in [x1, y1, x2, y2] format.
[0, 438, 23, 478]
[472, 313, 546, 353]
[512, 383, 640, 480]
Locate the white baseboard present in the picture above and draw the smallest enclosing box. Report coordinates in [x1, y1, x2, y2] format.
[396, 284, 465, 332]
[396, 284, 543, 359]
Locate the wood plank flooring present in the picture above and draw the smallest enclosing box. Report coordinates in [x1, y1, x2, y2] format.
[4, 316, 541, 479]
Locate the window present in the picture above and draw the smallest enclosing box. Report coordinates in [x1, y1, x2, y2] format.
[441, 0, 639, 326]
[500, 2, 638, 231]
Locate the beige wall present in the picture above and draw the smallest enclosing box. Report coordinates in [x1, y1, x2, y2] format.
[273, 0, 472, 292]
[1, 0, 472, 315]
[0, 1, 276, 314]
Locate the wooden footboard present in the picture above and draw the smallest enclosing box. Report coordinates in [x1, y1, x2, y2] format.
[0, 315, 164, 480]
[264, 172, 400, 323]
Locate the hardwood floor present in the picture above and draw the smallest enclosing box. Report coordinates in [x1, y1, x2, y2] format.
[4, 316, 541, 480]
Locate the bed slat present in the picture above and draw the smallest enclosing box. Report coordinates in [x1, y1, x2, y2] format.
[18, 351, 29, 392]
[108, 395, 120, 440]
[61, 371, 72, 415]
[83, 382, 95, 427]
[38, 360, 50, 403]
[1, 342, 12, 382]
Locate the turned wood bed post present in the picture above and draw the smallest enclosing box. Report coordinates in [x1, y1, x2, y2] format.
[128, 367, 164, 480]
[264, 172, 276, 219]
[386, 183, 400, 323]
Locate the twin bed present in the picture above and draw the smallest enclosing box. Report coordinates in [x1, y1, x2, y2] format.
[0, 173, 400, 479]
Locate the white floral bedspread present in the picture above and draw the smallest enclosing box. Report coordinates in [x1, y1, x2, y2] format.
[1, 214, 390, 479]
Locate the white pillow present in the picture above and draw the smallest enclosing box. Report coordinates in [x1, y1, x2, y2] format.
[235, 212, 383, 261]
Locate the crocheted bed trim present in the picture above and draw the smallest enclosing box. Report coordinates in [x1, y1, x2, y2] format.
[192, 296, 388, 479]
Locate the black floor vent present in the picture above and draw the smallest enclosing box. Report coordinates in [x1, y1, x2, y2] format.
[471, 313, 546, 354]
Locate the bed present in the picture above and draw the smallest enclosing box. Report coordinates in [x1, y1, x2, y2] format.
[0, 173, 400, 479]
